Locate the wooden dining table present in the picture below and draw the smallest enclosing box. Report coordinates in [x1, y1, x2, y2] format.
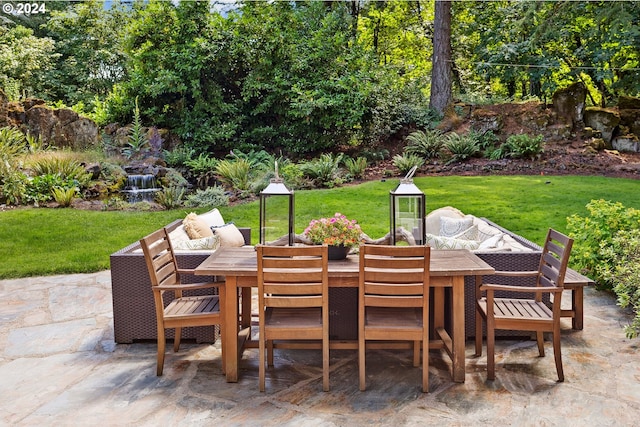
[195, 246, 494, 383]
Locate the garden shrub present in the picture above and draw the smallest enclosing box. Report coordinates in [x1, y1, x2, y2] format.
[185, 185, 229, 208]
[601, 229, 640, 338]
[566, 199, 640, 290]
[184, 153, 219, 189]
[492, 134, 545, 160]
[343, 156, 367, 180]
[164, 146, 196, 169]
[443, 132, 480, 164]
[404, 129, 445, 159]
[52, 186, 77, 207]
[215, 158, 252, 193]
[299, 153, 343, 188]
[392, 153, 424, 175]
[155, 186, 185, 210]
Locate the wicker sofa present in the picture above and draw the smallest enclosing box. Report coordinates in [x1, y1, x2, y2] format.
[110, 218, 251, 344]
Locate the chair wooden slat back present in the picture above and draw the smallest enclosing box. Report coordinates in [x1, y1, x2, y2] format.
[358, 244, 431, 392]
[537, 229, 573, 290]
[140, 227, 223, 376]
[256, 245, 330, 392]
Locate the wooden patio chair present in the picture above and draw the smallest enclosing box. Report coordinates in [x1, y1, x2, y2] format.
[256, 245, 329, 392]
[358, 244, 431, 392]
[475, 228, 574, 382]
[140, 228, 224, 376]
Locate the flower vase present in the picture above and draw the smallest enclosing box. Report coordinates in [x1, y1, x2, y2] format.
[328, 244, 350, 260]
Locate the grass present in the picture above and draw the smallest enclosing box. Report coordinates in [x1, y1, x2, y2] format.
[1, 175, 639, 279]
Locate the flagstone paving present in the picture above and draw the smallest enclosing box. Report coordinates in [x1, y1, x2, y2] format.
[1, 271, 639, 426]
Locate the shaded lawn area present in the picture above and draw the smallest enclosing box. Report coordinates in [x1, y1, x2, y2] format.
[1, 175, 639, 279]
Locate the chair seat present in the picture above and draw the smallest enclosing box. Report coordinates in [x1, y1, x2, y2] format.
[265, 307, 322, 329]
[165, 295, 220, 319]
[365, 307, 423, 329]
[478, 297, 553, 321]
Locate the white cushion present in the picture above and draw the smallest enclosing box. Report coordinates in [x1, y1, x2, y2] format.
[211, 222, 245, 247]
[168, 225, 190, 244]
[440, 216, 474, 237]
[471, 216, 503, 241]
[425, 233, 480, 250]
[198, 208, 226, 228]
[424, 206, 465, 235]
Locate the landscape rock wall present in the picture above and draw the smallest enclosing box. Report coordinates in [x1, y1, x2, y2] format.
[0, 89, 99, 149]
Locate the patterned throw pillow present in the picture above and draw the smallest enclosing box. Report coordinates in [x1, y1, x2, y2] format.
[173, 235, 220, 251]
[425, 233, 481, 250]
[210, 222, 246, 247]
[453, 224, 478, 241]
[440, 216, 474, 237]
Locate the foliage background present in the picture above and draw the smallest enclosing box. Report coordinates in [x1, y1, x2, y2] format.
[2, 0, 638, 155]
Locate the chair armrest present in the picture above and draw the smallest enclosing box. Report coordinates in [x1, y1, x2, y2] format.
[492, 270, 538, 277]
[154, 282, 221, 292]
[480, 283, 563, 294]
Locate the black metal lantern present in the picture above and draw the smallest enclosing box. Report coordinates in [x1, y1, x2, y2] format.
[259, 163, 294, 245]
[390, 166, 426, 245]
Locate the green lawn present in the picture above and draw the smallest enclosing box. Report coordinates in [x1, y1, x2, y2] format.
[1, 175, 638, 279]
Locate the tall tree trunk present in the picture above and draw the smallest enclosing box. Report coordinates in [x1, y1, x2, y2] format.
[430, 0, 452, 115]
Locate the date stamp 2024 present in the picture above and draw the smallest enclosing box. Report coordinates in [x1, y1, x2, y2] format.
[2, 2, 47, 15]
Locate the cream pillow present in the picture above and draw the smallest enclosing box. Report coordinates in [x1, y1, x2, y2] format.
[210, 222, 245, 247]
[440, 216, 473, 237]
[425, 233, 480, 250]
[168, 225, 190, 245]
[424, 206, 465, 235]
[198, 208, 226, 228]
[183, 212, 214, 239]
[173, 235, 220, 251]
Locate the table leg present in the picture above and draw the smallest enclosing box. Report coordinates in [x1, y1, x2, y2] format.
[573, 286, 584, 330]
[223, 275, 239, 382]
[452, 275, 465, 383]
[241, 287, 252, 329]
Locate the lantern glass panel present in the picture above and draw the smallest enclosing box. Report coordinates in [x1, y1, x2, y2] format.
[260, 194, 293, 245]
[393, 195, 424, 244]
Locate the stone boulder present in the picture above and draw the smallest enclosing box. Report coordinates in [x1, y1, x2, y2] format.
[584, 108, 620, 145]
[618, 96, 640, 110]
[470, 109, 503, 134]
[552, 82, 587, 129]
[612, 135, 639, 153]
[25, 105, 99, 149]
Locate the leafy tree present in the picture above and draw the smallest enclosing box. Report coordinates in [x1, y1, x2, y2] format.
[42, 0, 129, 106]
[0, 26, 57, 100]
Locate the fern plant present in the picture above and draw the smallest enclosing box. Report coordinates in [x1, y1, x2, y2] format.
[215, 158, 252, 192]
[122, 97, 149, 160]
[392, 153, 424, 175]
[344, 156, 367, 180]
[299, 153, 344, 188]
[154, 186, 185, 209]
[443, 132, 480, 164]
[52, 186, 77, 207]
[184, 153, 219, 189]
[404, 129, 445, 159]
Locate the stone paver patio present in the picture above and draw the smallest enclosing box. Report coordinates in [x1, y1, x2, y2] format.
[1, 271, 639, 426]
